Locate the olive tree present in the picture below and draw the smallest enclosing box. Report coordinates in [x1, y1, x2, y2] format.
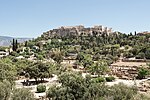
[0, 80, 12, 100]
[12, 88, 34, 100]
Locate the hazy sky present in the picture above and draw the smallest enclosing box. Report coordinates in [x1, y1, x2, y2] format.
[0, 0, 150, 38]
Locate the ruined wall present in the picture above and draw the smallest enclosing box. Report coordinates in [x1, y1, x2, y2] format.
[43, 25, 114, 38]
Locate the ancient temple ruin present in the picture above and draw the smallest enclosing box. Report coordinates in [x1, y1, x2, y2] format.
[42, 25, 114, 38]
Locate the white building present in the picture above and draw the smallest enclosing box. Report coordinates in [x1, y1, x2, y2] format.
[0, 51, 9, 58]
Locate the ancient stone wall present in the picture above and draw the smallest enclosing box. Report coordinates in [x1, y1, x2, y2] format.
[43, 25, 114, 38]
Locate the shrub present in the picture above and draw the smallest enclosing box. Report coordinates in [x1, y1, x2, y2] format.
[106, 76, 115, 82]
[37, 84, 46, 93]
[125, 45, 129, 50]
[24, 55, 30, 58]
[110, 83, 138, 100]
[136, 67, 149, 79]
[136, 52, 145, 59]
[123, 52, 133, 58]
[12, 88, 34, 100]
[93, 77, 105, 83]
[145, 48, 150, 59]
[0, 47, 8, 51]
[10, 51, 19, 57]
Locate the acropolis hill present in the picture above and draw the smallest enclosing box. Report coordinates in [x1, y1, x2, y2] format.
[42, 25, 115, 38]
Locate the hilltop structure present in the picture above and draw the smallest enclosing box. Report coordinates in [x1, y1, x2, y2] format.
[138, 31, 150, 35]
[42, 25, 114, 38]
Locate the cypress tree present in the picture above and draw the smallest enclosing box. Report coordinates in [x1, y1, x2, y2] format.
[25, 41, 28, 47]
[12, 38, 15, 51]
[12, 39, 18, 51]
[16, 39, 18, 50]
[135, 31, 137, 36]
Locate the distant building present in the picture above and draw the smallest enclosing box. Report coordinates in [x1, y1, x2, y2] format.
[42, 25, 114, 38]
[0, 51, 9, 58]
[16, 56, 25, 59]
[138, 31, 150, 35]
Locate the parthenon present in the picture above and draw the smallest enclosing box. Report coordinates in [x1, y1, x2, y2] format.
[42, 25, 114, 37]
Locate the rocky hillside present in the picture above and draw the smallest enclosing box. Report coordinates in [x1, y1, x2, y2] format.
[0, 36, 31, 46]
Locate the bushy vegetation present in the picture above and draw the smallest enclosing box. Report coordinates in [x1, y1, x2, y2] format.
[37, 84, 46, 93]
[13, 32, 150, 69]
[0, 57, 59, 99]
[137, 67, 149, 79]
[1, 30, 150, 99]
[93, 77, 105, 83]
[12, 88, 34, 100]
[0, 80, 34, 100]
[106, 76, 115, 82]
[46, 72, 147, 100]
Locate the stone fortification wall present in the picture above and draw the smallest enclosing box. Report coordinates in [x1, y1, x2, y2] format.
[43, 25, 114, 38]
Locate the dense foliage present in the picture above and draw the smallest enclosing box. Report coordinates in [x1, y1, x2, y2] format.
[16, 33, 150, 68]
[1, 31, 150, 99]
[37, 84, 46, 93]
[46, 72, 149, 100]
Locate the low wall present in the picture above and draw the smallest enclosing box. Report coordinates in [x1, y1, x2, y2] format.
[122, 59, 150, 62]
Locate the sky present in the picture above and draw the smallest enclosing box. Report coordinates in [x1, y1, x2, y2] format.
[0, 0, 150, 38]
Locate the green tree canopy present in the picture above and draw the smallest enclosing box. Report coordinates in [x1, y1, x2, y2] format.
[12, 88, 34, 100]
